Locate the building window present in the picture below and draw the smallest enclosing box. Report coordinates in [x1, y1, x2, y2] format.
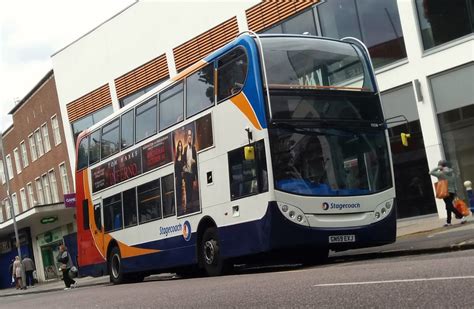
[160, 82, 184, 131]
[318, 0, 407, 68]
[0, 202, 3, 222]
[20, 141, 28, 168]
[136, 97, 157, 142]
[263, 8, 318, 36]
[42, 174, 52, 204]
[101, 118, 120, 159]
[34, 129, 44, 157]
[137, 179, 162, 223]
[27, 183, 35, 208]
[35, 177, 44, 205]
[51, 115, 62, 146]
[11, 193, 19, 216]
[416, 0, 473, 50]
[20, 188, 28, 211]
[13, 148, 21, 174]
[186, 64, 215, 118]
[28, 134, 37, 162]
[0, 160, 5, 184]
[41, 123, 51, 153]
[71, 105, 113, 143]
[48, 170, 59, 203]
[4, 198, 11, 220]
[103, 194, 123, 232]
[59, 163, 70, 194]
[6, 154, 14, 180]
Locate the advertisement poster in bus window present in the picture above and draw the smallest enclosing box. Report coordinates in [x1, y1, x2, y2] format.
[92, 149, 142, 192]
[141, 133, 172, 173]
[172, 114, 213, 216]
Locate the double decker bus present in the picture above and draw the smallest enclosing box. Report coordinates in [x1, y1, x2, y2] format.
[75, 33, 396, 283]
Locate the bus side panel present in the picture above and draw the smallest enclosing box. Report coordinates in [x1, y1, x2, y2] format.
[76, 170, 106, 276]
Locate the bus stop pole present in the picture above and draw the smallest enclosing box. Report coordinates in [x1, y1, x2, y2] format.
[0, 131, 26, 289]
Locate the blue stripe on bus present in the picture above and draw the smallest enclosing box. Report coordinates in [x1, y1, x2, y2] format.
[79, 201, 396, 276]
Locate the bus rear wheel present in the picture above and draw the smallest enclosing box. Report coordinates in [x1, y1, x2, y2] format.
[109, 246, 124, 284]
[201, 227, 228, 276]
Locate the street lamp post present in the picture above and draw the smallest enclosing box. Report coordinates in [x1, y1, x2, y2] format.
[0, 131, 26, 289]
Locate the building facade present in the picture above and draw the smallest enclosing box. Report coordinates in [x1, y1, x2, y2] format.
[0, 71, 76, 288]
[50, 0, 472, 222]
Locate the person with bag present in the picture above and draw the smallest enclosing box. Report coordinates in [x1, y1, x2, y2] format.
[430, 159, 466, 226]
[57, 244, 77, 290]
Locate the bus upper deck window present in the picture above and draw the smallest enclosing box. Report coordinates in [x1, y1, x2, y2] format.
[217, 48, 248, 102]
[77, 137, 89, 170]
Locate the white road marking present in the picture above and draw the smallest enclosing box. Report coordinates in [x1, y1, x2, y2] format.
[314, 276, 474, 287]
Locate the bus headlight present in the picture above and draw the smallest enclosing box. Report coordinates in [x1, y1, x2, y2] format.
[277, 202, 309, 226]
[374, 199, 393, 221]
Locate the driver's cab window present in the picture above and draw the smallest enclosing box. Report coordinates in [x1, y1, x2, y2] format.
[217, 47, 248, 102]
[228, 140, 267, 200]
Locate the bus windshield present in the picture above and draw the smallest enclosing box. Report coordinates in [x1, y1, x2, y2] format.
[260, 36, 374, 92]
[269, 126, 391, 196]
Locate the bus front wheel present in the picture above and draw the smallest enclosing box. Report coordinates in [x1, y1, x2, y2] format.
[201, 227, 228, 276]
[109, 246, 124, 284]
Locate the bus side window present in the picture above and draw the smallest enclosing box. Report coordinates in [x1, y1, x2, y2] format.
[121, 109, 134, 150]
[89, 130, 101, 165]
[82, 199, 89, 230]
[94, 203, 102, 231]
[217, 47, 248, 103]
[228, 140, 266, 200]
[103, 194, 123, 232]
[77, 137, 89, 170]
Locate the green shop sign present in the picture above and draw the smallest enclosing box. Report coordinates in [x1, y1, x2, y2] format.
[40, 216, 58, 224]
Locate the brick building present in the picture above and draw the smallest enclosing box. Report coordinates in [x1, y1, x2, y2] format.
[0, 71, 76, 287]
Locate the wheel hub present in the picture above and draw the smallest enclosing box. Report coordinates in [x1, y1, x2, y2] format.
[204, 240, 217, 265]
[111, 254, 120, 278]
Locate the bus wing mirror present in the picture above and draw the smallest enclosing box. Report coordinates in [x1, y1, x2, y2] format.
[401, 133, 411, 147]
[244, 146, 255, 161]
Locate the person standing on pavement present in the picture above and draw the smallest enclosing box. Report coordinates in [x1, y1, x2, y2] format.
[12, 256, 25, 290]
[57, 244, 77, 290]
[22, 255, 35, 287]
[430, 159, 466, 226]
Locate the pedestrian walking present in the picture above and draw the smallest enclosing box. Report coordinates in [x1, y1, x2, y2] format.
[430, 159, 466, 226]
[57, 244, 77, 290]
[22, 255, 36, 287]
[12, 256, 25, 290]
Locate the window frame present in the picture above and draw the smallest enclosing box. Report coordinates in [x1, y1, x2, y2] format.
[35, 177, 44, 205]
[135, 96, 158, 143]
[20, 140, 29, 168]
[34, 128, 45, 157]
[28, 134, 37, 162]
[5, 154, 14, 180]
[101, 117, 120, 160]
[159, 81, 184, 132]
[185, 63, 216, 118]
[13, 148, 21, 174]
[59, 162, 70, 194]
[216, 46, 249, 104]
[48, 169, 60, 203]
[41, 122, 52, 153]
[26, 182, 35, 208]
[51, 114, 62, 146]
[19, 188, 28, 211]
[120, 109, 135, 151]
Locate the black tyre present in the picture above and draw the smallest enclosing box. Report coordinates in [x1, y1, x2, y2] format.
[201, 227, 228, 276]
[109, 246, 124, 284]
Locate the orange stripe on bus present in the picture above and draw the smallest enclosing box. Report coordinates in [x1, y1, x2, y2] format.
[230, 92, 262, 130]
[171, 60, 208, 82]
[82, 170, 159, 259]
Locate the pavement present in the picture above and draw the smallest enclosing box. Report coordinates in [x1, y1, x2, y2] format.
[1, 213, 473, 298]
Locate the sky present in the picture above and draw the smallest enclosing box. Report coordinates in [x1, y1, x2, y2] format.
[0, 0, 137, 132]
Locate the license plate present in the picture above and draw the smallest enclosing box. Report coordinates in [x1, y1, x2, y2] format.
[329, 235, 355, 243]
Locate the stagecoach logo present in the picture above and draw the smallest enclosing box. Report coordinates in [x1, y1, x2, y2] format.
[182, 221, 192, 242]
[322, 202, 361, 211]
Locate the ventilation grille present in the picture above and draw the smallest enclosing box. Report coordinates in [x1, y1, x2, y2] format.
[246, 0, 319, 33]
[173, 17, 239, 72]
[115, 53, 169, 100]
[67, 84, 112, 122]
